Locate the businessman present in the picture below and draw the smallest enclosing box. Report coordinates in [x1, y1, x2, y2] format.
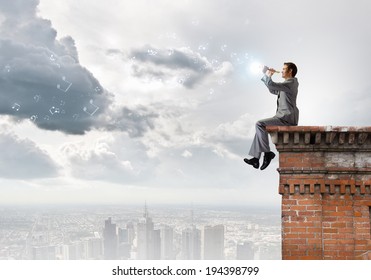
[244, 62, 299, 170]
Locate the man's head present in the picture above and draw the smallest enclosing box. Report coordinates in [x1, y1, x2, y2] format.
[282, 62, 297, 79]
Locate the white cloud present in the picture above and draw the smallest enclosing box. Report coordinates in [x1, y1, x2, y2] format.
[0, 128, 59, 179]
[60, 135, 144, 183]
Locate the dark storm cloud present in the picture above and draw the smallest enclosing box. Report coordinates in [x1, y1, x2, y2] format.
[0, 130, 59, 179]
[0, 0, 108, 134]
[128, 46, 213, 88]
[0, 0, 158, 136]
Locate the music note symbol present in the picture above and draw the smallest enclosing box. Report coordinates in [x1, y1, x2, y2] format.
[57, 76, 72, 92]
[83, 99, 99, 116]
[49, 106, 61, 115]
[30, 115, 38, 122]
[12, 103, 21, 111]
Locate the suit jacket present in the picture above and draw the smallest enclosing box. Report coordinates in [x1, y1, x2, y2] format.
[261, 75, 299, 125]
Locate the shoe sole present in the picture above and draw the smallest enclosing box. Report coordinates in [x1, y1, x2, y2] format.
[243, 158, 259, 169]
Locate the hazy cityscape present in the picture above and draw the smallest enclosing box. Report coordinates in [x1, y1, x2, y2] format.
[0, 204, 281, 260]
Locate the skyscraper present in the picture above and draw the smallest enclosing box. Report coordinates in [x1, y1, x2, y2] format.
[203, 225, 224, 260]
[87, 236, 103, 260]
[181, 226, 201, 260]
[136, 204, 158, 259]
[160, 225, 175, 260]
[103, 217, 118, 259]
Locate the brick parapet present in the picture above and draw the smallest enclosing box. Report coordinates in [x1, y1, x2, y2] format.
[267, 126, 371, 260]
[267, 126, 371, 195]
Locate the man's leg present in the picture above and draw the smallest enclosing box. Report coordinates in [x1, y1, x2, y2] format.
[248, 117, 286, 158]
[245, 117, 287, 169]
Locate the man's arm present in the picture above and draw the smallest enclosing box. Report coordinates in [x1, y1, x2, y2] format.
[261, 75, 293, 93]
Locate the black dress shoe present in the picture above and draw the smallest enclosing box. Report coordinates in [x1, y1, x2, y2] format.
[244, 158, 259, 169]
[260, 152, 275, 170]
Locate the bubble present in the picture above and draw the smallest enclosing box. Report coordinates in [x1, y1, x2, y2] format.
[165, 32, 177, 40]
[147, 49, 158, 56]
[4, 64, 11, 73]
[211, 59, 222, 71]
[220, 44, 228, 52]
[230, 52, 244, 65]
[218, 79, 226, 85]
[198, 44, 208, 52]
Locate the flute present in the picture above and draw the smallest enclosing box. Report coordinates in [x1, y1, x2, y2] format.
[263, 65, 280, 73]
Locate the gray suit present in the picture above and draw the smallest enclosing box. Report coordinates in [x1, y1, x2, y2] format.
[248, 75, 299, 159]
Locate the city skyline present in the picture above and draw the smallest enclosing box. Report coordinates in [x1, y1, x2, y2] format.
[0, 204, 281, 260]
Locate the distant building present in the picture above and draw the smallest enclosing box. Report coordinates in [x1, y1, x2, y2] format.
[160, 225, 175, 260]
[126, 222, 135, 246]
[203, 225, 224, 260]
[136, 205, 160, 259]
[68, 242, 83, 260]
[181, 226, 201, 260]
[30, 245, 56, 260]
[103, 217, 118, 259]
[117, 227, 131, 259]
[236, 241, 254, 260]
[87, 237, 103, 259]
[153, 229, 161, 259]
[118, 227, 128, 244]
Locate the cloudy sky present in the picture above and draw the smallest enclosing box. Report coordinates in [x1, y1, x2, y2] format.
[0, 0, 370, 207]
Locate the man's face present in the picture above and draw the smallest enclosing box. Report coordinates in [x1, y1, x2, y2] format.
[281, 65, 292, 79]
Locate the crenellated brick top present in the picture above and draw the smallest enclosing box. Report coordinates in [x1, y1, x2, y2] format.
[266, 126, 370, 152]
[266, 126, 371, 195]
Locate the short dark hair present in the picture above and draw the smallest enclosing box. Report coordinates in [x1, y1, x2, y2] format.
[284, 62, 297, 77]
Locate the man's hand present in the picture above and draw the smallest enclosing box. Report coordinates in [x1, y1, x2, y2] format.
[263, 66, 277, 77]
[267, 69, 275, 77]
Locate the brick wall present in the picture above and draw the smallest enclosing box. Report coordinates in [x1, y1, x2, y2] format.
[267, 126, 371, 260]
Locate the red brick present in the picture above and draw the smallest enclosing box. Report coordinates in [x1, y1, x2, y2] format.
[324, 228, 338, 233]
[290, 227, 307, 233]
[307, 227, 322, 233]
